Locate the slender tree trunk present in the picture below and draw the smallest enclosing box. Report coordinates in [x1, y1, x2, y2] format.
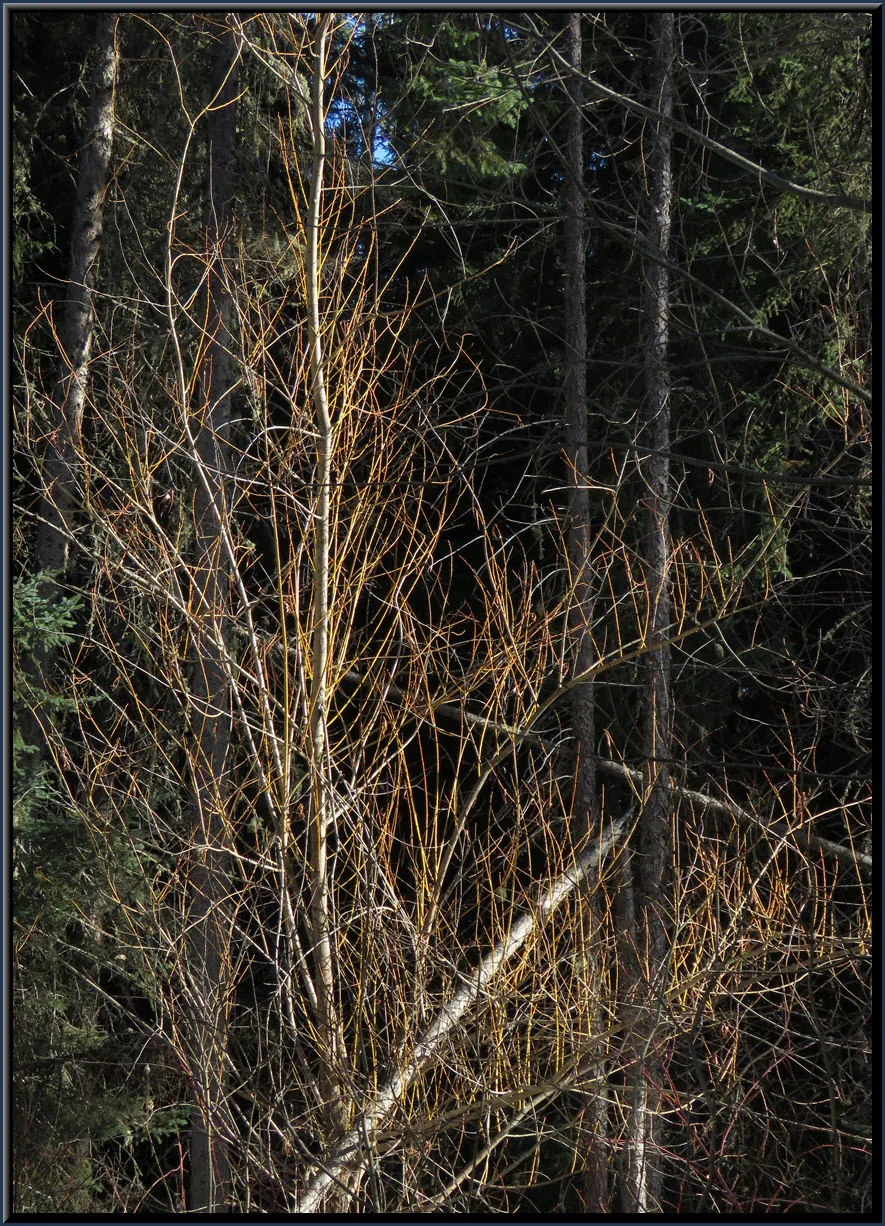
[564, 24, 594, 832]
[305, 12, 349, 1151]
[638, 8, 674, 1002]
[186, 20, 240, 1212]
[622, 12, 675, 1212]
[562, 12, 609, 1211]
[23, 12, 118, 752]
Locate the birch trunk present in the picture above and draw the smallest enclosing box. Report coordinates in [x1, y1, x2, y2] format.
[305, 13, 349, 1147]
[622, 13, 675, 1211]
[24, 12, 118, 752]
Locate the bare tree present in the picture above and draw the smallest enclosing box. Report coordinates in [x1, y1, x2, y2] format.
[302, 14, 350, 1148]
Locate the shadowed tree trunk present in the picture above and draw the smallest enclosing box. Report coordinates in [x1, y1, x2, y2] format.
[24, 12, 118, 753]
[562, 12, 609, 1211]
[622, 12, 675, 1211]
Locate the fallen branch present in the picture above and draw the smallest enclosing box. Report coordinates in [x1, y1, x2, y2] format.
[598, 760, 872, 874]
[338, 668, 871, 875]
[297, 812, 630, 1210]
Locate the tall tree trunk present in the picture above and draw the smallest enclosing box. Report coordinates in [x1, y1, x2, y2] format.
[622, 12, 675, 1212]
[186, 19, 240, 1212]
[562, 12, 608, 1211]
[305, 11, 349, 1153]
[23, 12, 118, 752]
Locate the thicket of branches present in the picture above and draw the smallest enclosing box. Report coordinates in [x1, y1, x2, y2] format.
[12, 11, 871, 1215]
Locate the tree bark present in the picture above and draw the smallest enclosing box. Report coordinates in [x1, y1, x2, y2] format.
[621, 12, 675, 1212]
[24, 12, 118, 752]
[562, 12, 609, 1211]
[563, 28, 595, 839]
[186, 19, 240, 1213]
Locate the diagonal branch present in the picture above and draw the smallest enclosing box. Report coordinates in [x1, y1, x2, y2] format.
[297, 813, 631, 1211]
[336, 668, 871, 875]
[528, 14, 871, 215]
